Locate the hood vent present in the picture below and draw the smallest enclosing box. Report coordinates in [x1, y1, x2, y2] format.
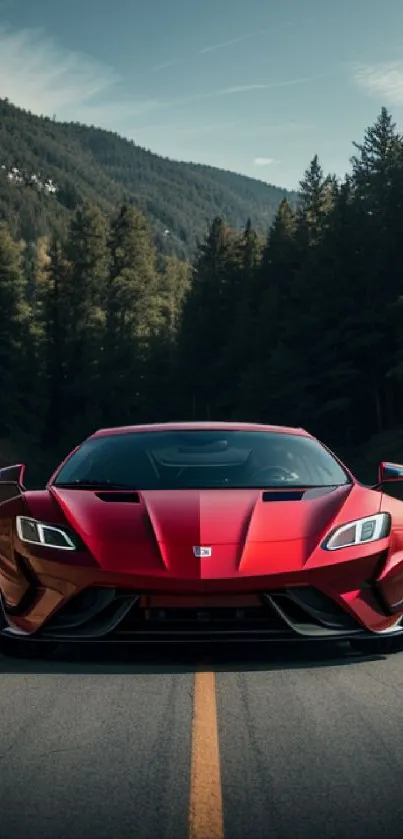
[95, 491, 140, 503]
[262, 490, 305, 502]
[262, 486, 338, 502]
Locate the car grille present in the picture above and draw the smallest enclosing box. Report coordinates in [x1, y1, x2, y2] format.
[39, 585, 362, 642]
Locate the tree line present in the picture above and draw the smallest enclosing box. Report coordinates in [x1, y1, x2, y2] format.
[1, 107, 403, 472]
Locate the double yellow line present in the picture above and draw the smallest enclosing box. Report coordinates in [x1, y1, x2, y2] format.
[189, 671, 224, 839]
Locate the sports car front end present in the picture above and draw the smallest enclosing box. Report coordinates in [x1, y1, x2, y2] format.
[1, 423, 403, 656]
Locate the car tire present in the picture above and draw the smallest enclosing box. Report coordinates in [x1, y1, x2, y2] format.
[0, 635, 58, 660]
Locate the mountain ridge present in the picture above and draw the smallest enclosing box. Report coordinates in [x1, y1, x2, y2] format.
[0, 97, 298, 258]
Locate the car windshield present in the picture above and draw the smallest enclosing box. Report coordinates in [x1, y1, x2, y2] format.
[53, 430, 351, 490]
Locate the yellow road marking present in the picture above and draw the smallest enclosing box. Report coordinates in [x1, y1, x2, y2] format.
[189, 671, 224, 839]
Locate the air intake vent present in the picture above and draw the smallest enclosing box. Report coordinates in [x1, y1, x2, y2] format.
[95, 491, 140, 503]
[262, 490, 305, 502]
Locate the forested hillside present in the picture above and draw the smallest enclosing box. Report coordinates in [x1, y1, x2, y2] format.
[0, 97, 295, 260]
[1, 107, 402, 486]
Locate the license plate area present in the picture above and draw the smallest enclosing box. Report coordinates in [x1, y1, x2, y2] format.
[139, 593, 261, 609]
[135, 592, 270, 624]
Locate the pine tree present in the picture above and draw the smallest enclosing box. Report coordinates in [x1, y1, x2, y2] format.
[238, 200, 298, 420]
[0, 223, 30, 435]
[144, 256, 191, 420]
[297, 155, 334, 246]
[221, 219, 263, 417]
[349, 110, 403, 434]
[41, 236, 71, 446]
[351, 108, 400, 205]
[175, 217, 240, 418]
[158, 255, 191, 341]
[290, 181, 361, 445]
[62, 204, 110, 441]
[19, 237, 52, 437]
[102, 204, 162, 424]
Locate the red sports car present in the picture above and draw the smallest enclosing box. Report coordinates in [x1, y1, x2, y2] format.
[1, 421, 403, 659]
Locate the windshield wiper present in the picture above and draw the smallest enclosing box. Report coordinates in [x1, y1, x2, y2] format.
[54, 479, 139, 490]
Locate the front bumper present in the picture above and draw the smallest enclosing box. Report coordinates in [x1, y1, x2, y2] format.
[1, 542, 403, 642]
[2, 584, 402, 644]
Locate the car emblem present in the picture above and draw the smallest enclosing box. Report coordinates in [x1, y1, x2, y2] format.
[193, 546, 212, 558]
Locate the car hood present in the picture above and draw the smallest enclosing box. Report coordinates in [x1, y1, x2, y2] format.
[40, 483, 382, 579]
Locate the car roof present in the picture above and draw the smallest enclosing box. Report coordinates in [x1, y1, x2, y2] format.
[90, 421, 310, 439]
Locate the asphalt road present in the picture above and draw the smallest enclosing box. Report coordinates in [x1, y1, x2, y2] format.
[2, 641, 403, 839]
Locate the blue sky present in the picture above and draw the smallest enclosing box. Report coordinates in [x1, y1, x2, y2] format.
[0, 0, 403, 189]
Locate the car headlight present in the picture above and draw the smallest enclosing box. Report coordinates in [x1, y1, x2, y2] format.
[322, 513, 391, 551]
[16, 516, 77, 550]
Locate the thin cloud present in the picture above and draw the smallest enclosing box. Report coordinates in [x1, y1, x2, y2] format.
[153, 60, 176, 72]
[211, 75, 323, 98]
[199, 21, 295, 55]
[217, 84, 269, 95]
[130, 75, 320, 114]
[0, 22, 321, 143]
[0, 24, 166, 125]
[0, 24, 119, 111]
[353, 61, 403, 105]
[150, 24, 296, 72]
[127, 75, 323, 116]
[168, 76, 321, 109]
[254, 157, 275, 166]
[200, 34, 256, 55]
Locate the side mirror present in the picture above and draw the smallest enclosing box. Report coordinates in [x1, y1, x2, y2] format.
[0, 463, 25, 485]
[0, 464, 25, 502]
[378, 461, 403, 484]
